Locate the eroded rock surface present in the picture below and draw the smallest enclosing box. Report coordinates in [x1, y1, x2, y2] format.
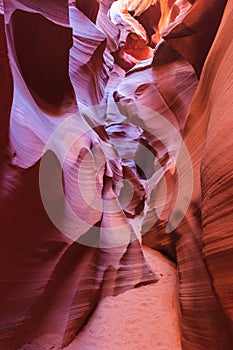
[0, 0, 233, 349]
[0, 1, 157, 349]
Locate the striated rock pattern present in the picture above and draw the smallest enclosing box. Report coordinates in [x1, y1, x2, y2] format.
[65, 247, 182, 350]
[69, 3, 109, 107]
[1, 0, 233, 349]
[109, 0, 192, 47]
[109, 0, 233, 349]
[120, 1, 233, 349]
[0, 0, 158, 349]
[162, 0, 229, 77]
[0, 0, 12, 161]
[178, 0, 233, 347]
[201, 1, 233, 322]
[114, 44, 198, 261]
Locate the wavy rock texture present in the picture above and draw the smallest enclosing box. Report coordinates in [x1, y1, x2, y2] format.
[0, 3, 12, 161]
[113, 46, 198, 260]
[109, 0, 192, 46]
[96, 1, 119, 64]
[69, 3, 108, 107]
[162, 0, 228, 76]
[200, 0, 233, 322]
[65, 247, 182, 350]
[177, 0, 233, 347]
[1, 0, 233, 349]
[118, 1, 233, 349]
[158, 1, 233, 348]
[0, 1, 158, 349]
[110, 0, 233, 349]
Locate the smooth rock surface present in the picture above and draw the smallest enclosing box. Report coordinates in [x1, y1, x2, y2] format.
[65, 247, 181, 350]
[1, 1, 233, 349]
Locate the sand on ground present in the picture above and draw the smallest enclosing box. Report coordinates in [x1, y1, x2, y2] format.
[65, 246, 181, 350]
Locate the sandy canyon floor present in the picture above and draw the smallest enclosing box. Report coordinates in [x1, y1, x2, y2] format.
[65, 246, 181, 350]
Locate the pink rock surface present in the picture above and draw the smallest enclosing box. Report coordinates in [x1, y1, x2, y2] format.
[109, 1, 233, 349]
[65, 247, 182, 350]
[0, 1, 158, 348]
[177, 1, 233, 347]
[0, 10, 12, 161]
[1, 0, 233, 349]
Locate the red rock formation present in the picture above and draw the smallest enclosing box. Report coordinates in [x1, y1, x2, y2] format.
[112, 0, 233, 349]
[1, 0, 233, 349]
[0, 5, 13, 161]
[144, 1, 233, 349]
[109, 0, 192, 47]
[75, 0, 99, 23]
[113, 47, 197, 261]
[162, 0, 228, 76]
[178, 1, 233, 347]
[0, 1, 158, 349]
[159, 1, 233, 347]
[201, 0, 233, 321]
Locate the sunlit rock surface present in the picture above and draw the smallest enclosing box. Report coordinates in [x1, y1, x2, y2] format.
[0, 1, 157, 349]
[178, 1, 233, 348]
[0, 0, 233, 349]
[162, 0, 228, 76]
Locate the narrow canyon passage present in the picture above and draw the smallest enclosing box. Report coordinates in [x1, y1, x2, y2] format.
[66, 247, 181, 350]
[1, 1, 233, 350]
